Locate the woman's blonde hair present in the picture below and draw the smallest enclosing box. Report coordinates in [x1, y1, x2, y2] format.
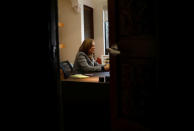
[79, 39, 94, 55]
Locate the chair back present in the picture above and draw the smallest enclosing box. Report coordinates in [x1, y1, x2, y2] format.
[60, 61, 73, 78]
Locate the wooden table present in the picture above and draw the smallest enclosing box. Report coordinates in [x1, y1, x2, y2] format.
[62, 76, 99, 83]
[61, 72, 110, 83]
[60, 72, 110, 101]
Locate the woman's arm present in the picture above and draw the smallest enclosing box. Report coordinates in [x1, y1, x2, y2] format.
[94, 59, 100, 66]
[78, 54, 103, 72]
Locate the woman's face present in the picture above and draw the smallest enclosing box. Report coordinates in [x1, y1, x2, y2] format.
[88, 41, 95, 54]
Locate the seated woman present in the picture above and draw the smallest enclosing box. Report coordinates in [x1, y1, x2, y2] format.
[73, 39, 109, 74]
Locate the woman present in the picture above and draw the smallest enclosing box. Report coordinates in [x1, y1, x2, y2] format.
[73, 39, 109, 74]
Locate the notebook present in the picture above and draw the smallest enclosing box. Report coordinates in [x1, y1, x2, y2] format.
[69, 74, 89, 79]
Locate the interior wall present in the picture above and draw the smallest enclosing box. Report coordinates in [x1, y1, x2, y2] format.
[58, 0, 82, 63]
[58, 0, 108, 64]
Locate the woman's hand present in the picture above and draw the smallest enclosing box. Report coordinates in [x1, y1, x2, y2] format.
[104, 64, 110, 71]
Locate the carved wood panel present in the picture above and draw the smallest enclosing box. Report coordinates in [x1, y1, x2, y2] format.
[109, 0, 158, 130]
[117, 0, 155, 37]
[117, 57, 156, 126]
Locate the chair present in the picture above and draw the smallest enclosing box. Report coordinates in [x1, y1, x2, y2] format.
[60, 61, 73, 78]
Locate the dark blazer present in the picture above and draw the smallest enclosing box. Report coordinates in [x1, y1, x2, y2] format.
[73, 51, 103, 74]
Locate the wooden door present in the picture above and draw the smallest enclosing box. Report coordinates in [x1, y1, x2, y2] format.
[84, 5, 94, 39]
[109, 0, 159, 130]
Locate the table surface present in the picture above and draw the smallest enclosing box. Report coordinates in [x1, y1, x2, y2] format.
[61, 72, 110, 83]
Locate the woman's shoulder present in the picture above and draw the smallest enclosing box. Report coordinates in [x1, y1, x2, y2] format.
[77, 51, 87, 56]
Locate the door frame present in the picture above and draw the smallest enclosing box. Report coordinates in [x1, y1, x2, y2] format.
[48, 0, 64, 130]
